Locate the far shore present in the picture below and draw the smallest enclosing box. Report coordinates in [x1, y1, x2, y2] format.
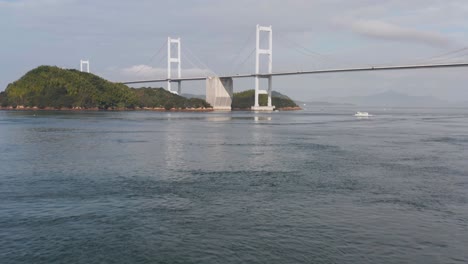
[0, 106, 213, 112]
[0, 106, 302, 112]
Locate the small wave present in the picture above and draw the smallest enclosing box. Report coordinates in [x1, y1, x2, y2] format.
[424, 136, 468, 145]
[368, 197, 432, 210]
[114, 139, 149, 143]
[288, 142, 341, 152]
[29, 127, 80, 133]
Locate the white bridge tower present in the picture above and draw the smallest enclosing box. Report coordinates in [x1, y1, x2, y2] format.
[80, 60, 90, 73]
[167, 37, 181, 94]
[253, 24, 274, 111]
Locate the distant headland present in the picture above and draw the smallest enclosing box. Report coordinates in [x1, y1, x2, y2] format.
[0, 66, 300, 111]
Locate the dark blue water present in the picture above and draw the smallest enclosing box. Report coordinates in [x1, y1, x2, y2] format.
[1, 108, 468, 263]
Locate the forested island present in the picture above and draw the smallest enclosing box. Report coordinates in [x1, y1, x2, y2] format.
[0, 66, 300, 111]
[231, 90, 300, 110]
[0, 66, 210, 111]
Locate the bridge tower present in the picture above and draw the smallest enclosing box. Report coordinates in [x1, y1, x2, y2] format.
[253, 24, 274, 111]
[80, 60, 90, 73]
[167, 37, 181, 94]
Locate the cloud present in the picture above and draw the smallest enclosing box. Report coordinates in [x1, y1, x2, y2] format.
[119, 65, 211, 80]
[338, 19, 452, 47]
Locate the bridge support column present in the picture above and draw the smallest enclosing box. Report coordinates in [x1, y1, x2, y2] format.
[252, 24, 274, 111]
[80, 60, 90, 73]
[252, 77, 274, 111]
[206, 77, 233, 111]
[167, 37, 181, 94]
[267, 76, 272, 107]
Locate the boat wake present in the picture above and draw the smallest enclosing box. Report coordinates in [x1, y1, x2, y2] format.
[354, 111, 373, 117]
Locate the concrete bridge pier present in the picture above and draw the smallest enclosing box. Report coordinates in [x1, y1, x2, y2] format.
[206, 77, 233, 110]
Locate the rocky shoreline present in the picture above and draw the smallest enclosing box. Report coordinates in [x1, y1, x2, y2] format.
[0, 106, 214, 112]
[1, 106, 301, 112]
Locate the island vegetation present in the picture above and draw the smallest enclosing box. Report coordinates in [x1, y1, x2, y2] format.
[1, 65, 300, 111]
[131, 87, 210, 110]
[0, 66, 211, 111]
[232, 90, 300, 110]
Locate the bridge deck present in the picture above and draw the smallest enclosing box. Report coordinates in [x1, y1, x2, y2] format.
[122, 62, 468, 84]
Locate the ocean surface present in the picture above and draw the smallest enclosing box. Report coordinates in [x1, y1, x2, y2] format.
[1, 107, 468, 264]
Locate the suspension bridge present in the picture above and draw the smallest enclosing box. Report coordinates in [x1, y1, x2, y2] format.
[121, 25, 468, 111]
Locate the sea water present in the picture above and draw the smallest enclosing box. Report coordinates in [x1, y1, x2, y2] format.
[1, 107, 467, 263]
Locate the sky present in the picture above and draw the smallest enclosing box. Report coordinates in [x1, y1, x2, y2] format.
[1, 0, 468, 101]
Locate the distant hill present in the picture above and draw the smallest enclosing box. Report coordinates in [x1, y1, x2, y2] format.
[0, 66, 211, 110]
[232, 90, 299, 109]
[453, 101, 468, 108]
[318, 90, 451, 107]
[294, 100, 354, 107]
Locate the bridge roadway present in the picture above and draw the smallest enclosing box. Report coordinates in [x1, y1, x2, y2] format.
[122, 62, 468, 84]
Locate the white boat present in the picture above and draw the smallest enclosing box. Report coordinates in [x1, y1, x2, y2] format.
[354, 111, 372, 117]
